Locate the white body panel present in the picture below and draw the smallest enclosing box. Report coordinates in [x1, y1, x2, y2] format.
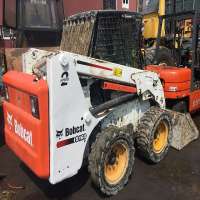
[47, 55, 100, 184]
[101, 99, 150, 131]
[22, 48, 52, 74]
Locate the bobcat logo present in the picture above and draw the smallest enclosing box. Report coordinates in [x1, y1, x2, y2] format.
[7, 112, 13, 127]
[60, 72, 69, 86]
[56, 129, 64, 139]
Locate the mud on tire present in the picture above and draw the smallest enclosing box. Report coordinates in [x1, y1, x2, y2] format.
[88, 126, 135, 196]
[136, 107, 173, 163]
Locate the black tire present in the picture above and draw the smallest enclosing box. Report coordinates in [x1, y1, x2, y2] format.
[136, 107, 173, 163]
[88, 126, 135, 196]
[145, 47, 175, 66]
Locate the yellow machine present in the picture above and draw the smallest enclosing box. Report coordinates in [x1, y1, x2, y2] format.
[140, 0, 194, 66]
[143, 0, 165, 41]
[142, 0, 192, 47]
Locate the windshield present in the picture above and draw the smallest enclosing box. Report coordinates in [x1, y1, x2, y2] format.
[24, 0, 53, 28]
[142, 0, 159, 14]
[19, 0, 59, 30]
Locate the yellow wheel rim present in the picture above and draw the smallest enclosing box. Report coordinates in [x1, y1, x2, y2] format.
[153, 121, 169, 154]
[104, 143, 129, 185]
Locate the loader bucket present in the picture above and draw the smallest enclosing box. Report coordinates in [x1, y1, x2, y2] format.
[170, 111, 199, 150]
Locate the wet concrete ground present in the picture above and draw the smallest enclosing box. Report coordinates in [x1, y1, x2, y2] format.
[0, 114, 200, 200]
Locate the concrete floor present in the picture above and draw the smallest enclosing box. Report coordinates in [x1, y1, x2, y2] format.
[0, 114, 200, 200]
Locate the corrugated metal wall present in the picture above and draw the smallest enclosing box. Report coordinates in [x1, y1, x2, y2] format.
[63, 0, 103, 17]
[63, 0, 137, 17]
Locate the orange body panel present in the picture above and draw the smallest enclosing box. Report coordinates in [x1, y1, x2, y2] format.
[189, 90, 200, 112]
[146, 65, 191, 99]
[102, 82, 137, 93]
[146, 65, 191, 83]
[3, 71, 49, 179]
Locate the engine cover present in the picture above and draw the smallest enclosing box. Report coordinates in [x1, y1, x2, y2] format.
[146, 65, 192, 99]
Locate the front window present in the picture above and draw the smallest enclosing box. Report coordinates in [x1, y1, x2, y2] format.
[18, 0, 59, 30]
[24, 0, 53, 28]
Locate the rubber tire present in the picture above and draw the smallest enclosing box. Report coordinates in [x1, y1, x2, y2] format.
[136, 107, 173, 163]
[145, 47, 175, 66]
[88, 126, 135, 196]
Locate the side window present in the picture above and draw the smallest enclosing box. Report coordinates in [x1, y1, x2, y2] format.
[122, 0, 129, 9]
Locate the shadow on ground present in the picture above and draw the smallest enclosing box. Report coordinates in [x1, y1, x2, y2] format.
[19, 164, 90, 200]
[0, 113, 200, 200]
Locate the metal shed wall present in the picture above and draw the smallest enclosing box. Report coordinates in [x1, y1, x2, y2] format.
[63, 0, 103, 17]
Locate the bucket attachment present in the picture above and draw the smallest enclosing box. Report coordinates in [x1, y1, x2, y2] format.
[170, 111, 199, 150]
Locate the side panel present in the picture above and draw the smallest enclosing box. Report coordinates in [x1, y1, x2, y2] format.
[164, 81, 190, 99]
[101, 99, 150, 131]
[47, 54, 100, 184]
[146, 65, 192, 100]
[189, 90, 200, 112]
[165, 90, 190, 99]
[3, 71, 49, 178]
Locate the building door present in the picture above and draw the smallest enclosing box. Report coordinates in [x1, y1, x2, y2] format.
[103, 0, 116, 10]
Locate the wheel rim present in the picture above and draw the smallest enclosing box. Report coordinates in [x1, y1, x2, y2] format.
[153, 121, 169, 154]
[104, 142, 129, 185]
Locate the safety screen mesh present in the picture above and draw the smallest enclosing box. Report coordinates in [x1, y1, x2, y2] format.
[61, 11, 143, 68]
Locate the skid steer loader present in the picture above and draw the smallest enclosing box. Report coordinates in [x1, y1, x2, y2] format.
[2, 47, 199, 195]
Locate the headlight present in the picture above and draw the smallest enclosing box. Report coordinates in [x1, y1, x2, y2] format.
[30, 96, 40, 119]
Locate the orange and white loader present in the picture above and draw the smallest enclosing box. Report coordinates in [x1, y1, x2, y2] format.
[2, 49, 198, 195]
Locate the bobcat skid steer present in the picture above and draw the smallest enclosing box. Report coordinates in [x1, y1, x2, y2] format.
[2, 49, 198, 195]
